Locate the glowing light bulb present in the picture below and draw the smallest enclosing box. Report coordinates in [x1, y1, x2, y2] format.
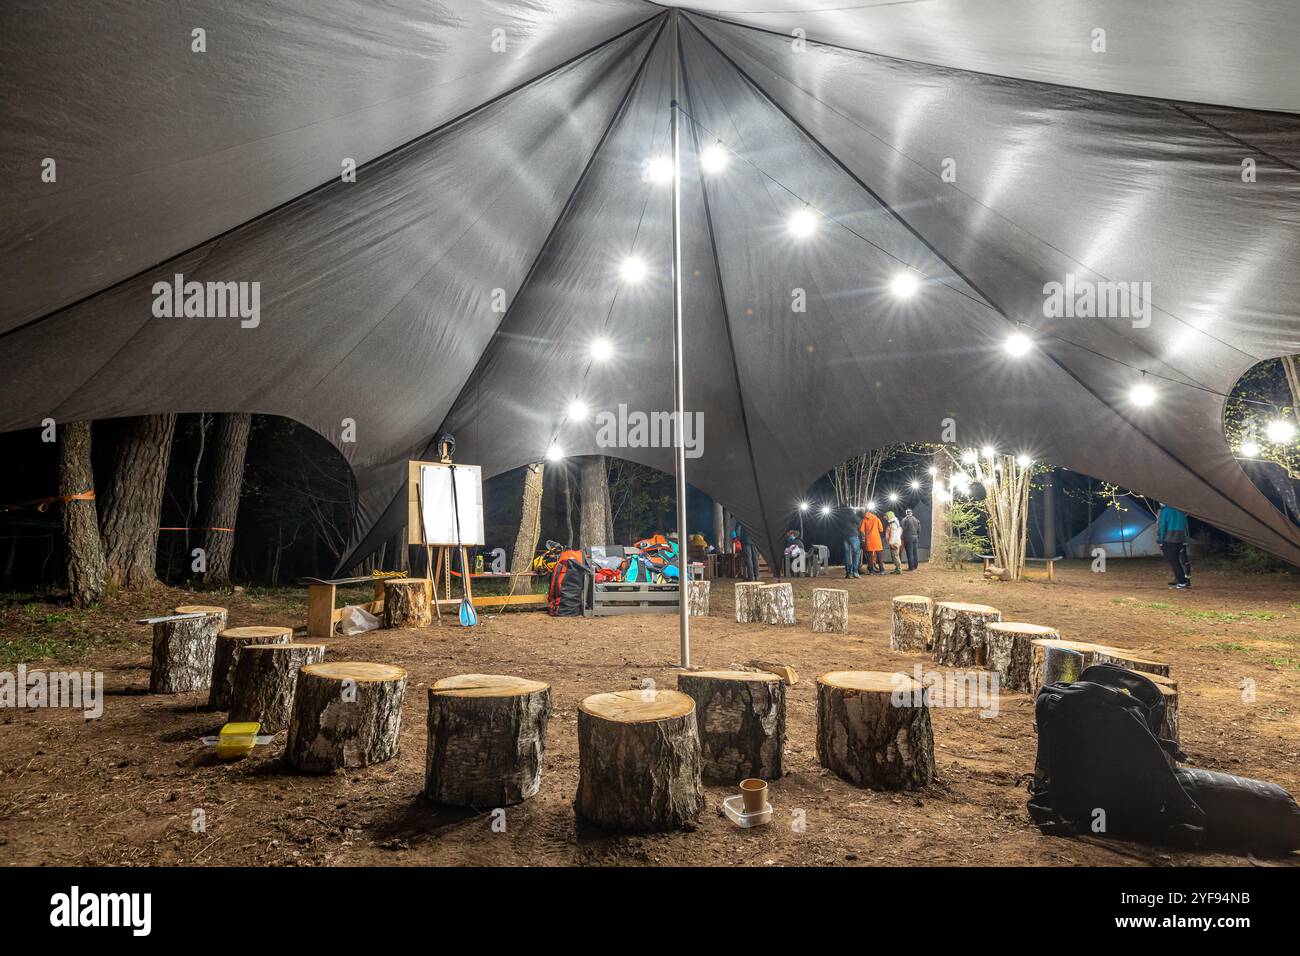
[788, 208, 817, 239]
[1004, 332, 1032, 357]
[799, 501, 809, 512]
[820, 505, 831, 515]
[590, 337, 613, 362]
[546, 444, 564, 461]
[890, 272, 920, 298]
[700, 143, 728, 175]
[1266, 419, 1296, 443]
[910, 480, 920, 490]
[620, 257, 647, 283]
[566, 400, 588, 421]
[644, 156, 674, 183]
[961, 450, 977, 465]
[981, 445, 996, 459]
[1240, 441, 1261, 458]
[1130, 383, 1156, 407]
[1016, 455, 1032, 468]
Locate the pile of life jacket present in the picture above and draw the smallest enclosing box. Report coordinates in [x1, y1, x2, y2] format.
[546, 548, 590, 616]
[531, 541, 566, 576]
[622, 534, 680, 582]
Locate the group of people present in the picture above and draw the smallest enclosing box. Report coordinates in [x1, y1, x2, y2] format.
[836, 503, 921, 577]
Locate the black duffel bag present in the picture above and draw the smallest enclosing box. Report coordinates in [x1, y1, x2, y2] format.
[1176, 767, 1300, 853]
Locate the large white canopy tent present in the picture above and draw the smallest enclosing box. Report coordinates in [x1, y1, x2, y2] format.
[3, 0, 1299, 582]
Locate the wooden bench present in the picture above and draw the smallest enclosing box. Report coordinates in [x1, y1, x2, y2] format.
[979, 554, 1062, 581]
[302, 576, 386, 638]
[585, 580, 679, 616]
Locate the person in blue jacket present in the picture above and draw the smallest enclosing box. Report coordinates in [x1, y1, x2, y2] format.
[1156, 503, 1190, 589]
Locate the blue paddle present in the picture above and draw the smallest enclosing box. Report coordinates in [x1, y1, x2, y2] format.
[449, 464, 478, 627]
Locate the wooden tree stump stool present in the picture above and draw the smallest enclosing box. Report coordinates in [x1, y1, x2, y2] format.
[1150, 675, 1180, 744]
[425, 674, 552, 807]
[228, 642, 326, 732]
[175, 604, 228, 638]
[759, 582, 796, 626]
[208, 625, 292, 709]
[575, 689, 703, 832]
[677, 671, 784, 781]
[986, 622, 1060, 692]
[286, 662, 408, 772]
[890, 595, 933, 652]
[816, 671, 934, 790]
[1029, 638, 1173, 697]
[149, 611, 223, 694]
[932, 602, 1001, 667]
[811, 588, 848, 633]
[687, 579, 711, 617]
[1035, 643, 1085, 695]
[734, 582, 763, 623]
[382, 577, 432, 628]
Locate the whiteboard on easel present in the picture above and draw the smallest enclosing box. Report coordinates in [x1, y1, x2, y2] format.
[417, 464, 484, 547]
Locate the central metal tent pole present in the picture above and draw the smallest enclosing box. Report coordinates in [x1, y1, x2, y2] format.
[670, 9, 690, 669]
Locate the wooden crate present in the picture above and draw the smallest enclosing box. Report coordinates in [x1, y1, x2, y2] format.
[586, 580, 680, 617]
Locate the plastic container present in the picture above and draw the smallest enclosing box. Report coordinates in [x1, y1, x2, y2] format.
[722, 793, 773, 828]
[199, 722, 274, 760]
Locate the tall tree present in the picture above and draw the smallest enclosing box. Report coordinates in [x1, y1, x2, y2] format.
[578, 455, 612, 548]
[58, 420, 107, 606]
[511, 462, 546, 573]
[100, 414, 177, 588]
[200, 412, 252, 586]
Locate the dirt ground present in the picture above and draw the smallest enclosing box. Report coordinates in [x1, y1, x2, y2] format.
[2, 558, 1299, 867]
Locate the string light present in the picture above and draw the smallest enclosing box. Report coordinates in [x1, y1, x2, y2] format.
[888, 492, 899, 503]
[981, 445, 996, 458]
[1265, 419, 1296, 443]
[590, 337, 613, 362]
[867, 499, 877, 510]
[961, 450, 977, 464]
[546, 444, 564, 461]
[1130, 379, 1157, 407]
[1240, 440, 1261, 457]
[1004, 331, 1032, 357]
[1016, 454, 1032, 468]
[799, 501, 809, 512]
[820, 505, 831, 515]
[566, 400, 589, 421]
[643, 156, 674, 183]
[700, 142, 728, 175]
[788, 207, 817, 239]
[619, 257, 647, 283]
[910, 480, 920, 490]
[890, 272, 920, 298]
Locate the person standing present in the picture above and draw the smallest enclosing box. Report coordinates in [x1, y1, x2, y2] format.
[837, 504, 862, 578]
[885, 511, 904, 574]
[860, 508, 884, 575]
[734, 521, 760, 582]
[1156, 503, 1190, 589]
[901, 508, 921, 571]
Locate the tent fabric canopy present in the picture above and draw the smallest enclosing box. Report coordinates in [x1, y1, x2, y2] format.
[2, 0, 1299, 569]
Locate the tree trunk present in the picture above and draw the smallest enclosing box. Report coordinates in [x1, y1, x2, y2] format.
[229, 642, 326, 732]
[562, 466, 574, 547]
[890, 595, 934, 651]
[758, 582, 795, 625]
[676, 671, 784, 781]
[932, 601, 1002, 666]
[286, 662, 408, 772]
[201, 412, 252, 587]
[149, 614, 220, 693]
[816, 671, 934, 790]
[425, 674, 551, 806]
[511, 463, 545, 573]
[575, 689, 703, 832]
[100, 414, 176, 589]
[58, 420, 106, 607]
[734, 582, 763, 623]
[929, 446, 948, 561]
[382, 577, 432, 628]
[578, 455, 611, 548]
[209, 625, 292, 710]
[686, 579, 710, 616]
[986, 622, 1059, 692]
[811, 587, 848, 633]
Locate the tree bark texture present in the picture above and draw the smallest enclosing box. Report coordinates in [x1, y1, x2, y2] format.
[575, 689, 703, 832]
[382, 577, 432, 628]
[816, 671, 934, 790]
[511, 463, 545, 573]
[676, 671, 784, 781]
[890, 595, 933, 652]
[578, 455, 611, 549]
[200, 412, 252, 587]
[734, 582, 763, 623]
[229, 642, 326, 732]
[686, 579, 710, 617]
[811, 588, 848, 633]
[286, 662, 408, 772]
[149, 615, 219, 694]
[58, 420, 107, 608]
[208, 625, 292, 709]
[424, 674, 551, 807]
[985, 622, 1059, 693]
[759, 582, 795, 626]
[100, 414, 176, 589]
[932, 602, 1002, 667]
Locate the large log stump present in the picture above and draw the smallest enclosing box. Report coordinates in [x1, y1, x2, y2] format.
[286, 662, 408, 772]
[1151, 675, 1180, 744]
[1037, 643, 1085, 693]
[676, 671, 784, 781]
[575, 689, 703, 832]
[425, 674, 551, 807]
[149, 614, 220, 694]
[759, 582, 796, 626]
[734, 582, 763, 623]
[811, 588, 848, 633]
[687, 579, 711, 617]
[816, 671, 934, 790]
[208, 625, 292, 709]
[382, 577, 432, 628]
[228, 642, 327, 732]
[175, 604, 228, 639]
[1029, 638, 1173, 697]
[986, 622, 1060, 693]
[890, 595, 933, 652]
[932, 602, 1001, 667]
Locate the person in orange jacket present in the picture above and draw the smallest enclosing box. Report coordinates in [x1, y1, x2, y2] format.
[859, 508, 885, 575]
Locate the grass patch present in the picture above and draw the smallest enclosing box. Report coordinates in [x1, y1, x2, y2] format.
[1199, 642, 1249, 654]
[1109, 597, 1279, 624]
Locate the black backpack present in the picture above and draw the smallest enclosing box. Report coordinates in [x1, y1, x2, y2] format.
[547, 557, 590, 617]
[1028, 664, 1206, 846]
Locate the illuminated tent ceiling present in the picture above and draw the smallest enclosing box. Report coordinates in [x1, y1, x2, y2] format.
[2, 0, 1299, 568]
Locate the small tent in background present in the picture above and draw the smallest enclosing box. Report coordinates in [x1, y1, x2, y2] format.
[1065, 502, 1162, 559]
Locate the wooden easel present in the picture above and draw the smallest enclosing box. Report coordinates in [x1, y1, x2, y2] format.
[421, 438, 474, 623]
